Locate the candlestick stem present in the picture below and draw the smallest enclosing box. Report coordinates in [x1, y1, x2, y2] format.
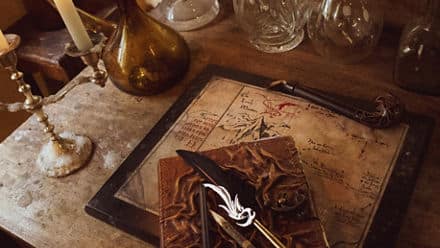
[10, 68, 63, 145]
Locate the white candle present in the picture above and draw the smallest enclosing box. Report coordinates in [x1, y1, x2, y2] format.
[0, 30, 9, 51]
[54, 0, 93, 51]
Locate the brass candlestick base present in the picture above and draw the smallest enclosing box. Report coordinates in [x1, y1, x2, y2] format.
[37, 131, 92, 177]
[0, 34, 93, 177]
[65, 32, 108, 87]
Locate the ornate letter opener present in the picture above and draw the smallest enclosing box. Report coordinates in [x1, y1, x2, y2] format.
[0, 34, 97, 177]
[204, 183, 286, 248]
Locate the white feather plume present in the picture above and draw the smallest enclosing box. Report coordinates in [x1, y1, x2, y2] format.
[203, 183, 256, 227]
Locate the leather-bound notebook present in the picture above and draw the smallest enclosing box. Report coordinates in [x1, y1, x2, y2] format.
[159, 136, 328, 247]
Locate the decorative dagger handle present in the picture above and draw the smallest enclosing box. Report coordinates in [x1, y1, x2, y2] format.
[268, 80, 404, 129]
[253, 220, 286, 248]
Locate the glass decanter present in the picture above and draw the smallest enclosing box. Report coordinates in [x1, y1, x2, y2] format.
[233, 0, 313, 53]
[307, 0, 383, 63]
[103, 0, 190, 96]
[394, 0, 440, 95]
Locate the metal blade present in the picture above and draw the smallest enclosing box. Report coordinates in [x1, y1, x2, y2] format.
[210, 210, 257, 248]
[176, 150, 258, 209]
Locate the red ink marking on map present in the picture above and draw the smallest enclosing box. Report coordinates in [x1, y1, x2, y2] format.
[261, 100, 282, 118]
[277, 102, 296, 110]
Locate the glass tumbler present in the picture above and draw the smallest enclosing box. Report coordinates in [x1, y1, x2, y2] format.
[233, 0, 312, 53]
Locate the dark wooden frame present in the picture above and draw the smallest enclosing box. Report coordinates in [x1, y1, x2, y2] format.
[86, 65, 434, 247]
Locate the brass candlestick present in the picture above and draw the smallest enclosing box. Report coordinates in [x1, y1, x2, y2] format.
[65, 32, 108, 87]
[0, 34, 93, 177]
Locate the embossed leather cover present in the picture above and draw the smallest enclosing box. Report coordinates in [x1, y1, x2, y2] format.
[159, 136, 328, 247]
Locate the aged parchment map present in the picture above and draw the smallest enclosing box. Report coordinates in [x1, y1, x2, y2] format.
[116, 77, 408, 247]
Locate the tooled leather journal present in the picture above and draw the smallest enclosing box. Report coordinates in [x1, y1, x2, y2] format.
[158, 136, 329, 247]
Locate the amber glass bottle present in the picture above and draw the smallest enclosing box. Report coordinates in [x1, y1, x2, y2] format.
[103, 0, 190, 95]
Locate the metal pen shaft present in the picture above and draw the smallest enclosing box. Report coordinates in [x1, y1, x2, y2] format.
[253, 220, 286, 248]
[199, 185, 210, 248]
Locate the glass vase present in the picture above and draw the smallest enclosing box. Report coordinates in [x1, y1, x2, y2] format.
[307, 0, 384, 64]
[394, 0, 440, 95]
[103, 0, 190, 96]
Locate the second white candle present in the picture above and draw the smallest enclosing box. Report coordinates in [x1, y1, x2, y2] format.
[54, 0, 93, 52]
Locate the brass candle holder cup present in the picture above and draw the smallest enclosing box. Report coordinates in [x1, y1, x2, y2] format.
[65, 32, 108, 87]
[0, 34, 93, 177]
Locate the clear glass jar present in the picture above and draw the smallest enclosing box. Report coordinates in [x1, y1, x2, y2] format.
[160, 0, 220, 31]
[307, 0, 383, 63]
[233, 0, 313, 53]
[394, 0, 440, 95]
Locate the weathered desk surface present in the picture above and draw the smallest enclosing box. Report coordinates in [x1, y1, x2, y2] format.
[1, 3, 439, 248]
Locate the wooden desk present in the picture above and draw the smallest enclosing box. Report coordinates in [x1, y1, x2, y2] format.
[0, 2, 439, 248]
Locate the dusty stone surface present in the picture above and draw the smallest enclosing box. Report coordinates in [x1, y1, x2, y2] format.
[0, 65, 184, 247]
[17, 191, 33, 208]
